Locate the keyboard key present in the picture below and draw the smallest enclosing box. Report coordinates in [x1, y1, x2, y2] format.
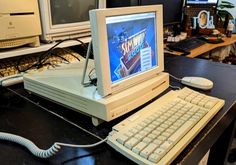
[162, 132, 171, 138]
[147, 134, 156, 140]
[116, 134, 129, 145]
[132, 142, 147, 154]
[144, 127, 152, 133]
[160, 141, 173, 152]
[153, 139, 162, 146]
[134, 134, 144, 141]
[148, 124, 156, 129]
[204, 100, 218, 109]
[129, 128, 138, 134]
[148, 153, 162, 163]
[124, 132, 133, 137]
[157, 135, 167, 141]
[139, 130, 149, 137]
[140, 144, 158, 159]
[138, 122, 147, 128]
[165, 128, 175, 134]
[142, 137, 152, 144]
[169, 121, 194, 143]
[152, 130, 161, 136]
[124, 137, 139, 149]
[160, 123, 169, 129]
[154, 148, 166, 156]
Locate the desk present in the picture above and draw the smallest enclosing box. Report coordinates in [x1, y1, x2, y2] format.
[169, 34, 236, 58]
[1, 56, 236, 164]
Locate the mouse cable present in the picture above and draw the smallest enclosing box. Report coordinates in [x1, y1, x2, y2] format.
[169, 85, 181, 90]
[0, 132, 107, 159]
[169, 73, 182, 82]
[168, 74, 182, 90]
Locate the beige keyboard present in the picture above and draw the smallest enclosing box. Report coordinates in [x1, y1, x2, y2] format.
[0, 48, 82, 78]
[107, 87, 225, 165]
[0, 48, 83, 86]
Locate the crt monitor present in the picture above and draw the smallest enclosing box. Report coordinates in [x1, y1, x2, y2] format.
[186, 0, 218, 5]
[140, 0, 184, 25]
[89, 5, 164, 97]
[38, 0, 106, 42]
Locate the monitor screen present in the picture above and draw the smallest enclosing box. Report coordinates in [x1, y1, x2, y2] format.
[106, 0, 138, 8]
[89, 5, 164, 97]
[106, 12, 158, 83]
[187, 0, 218, 5]
[50, 0, 98, 25]
[140, 0, 184, 25]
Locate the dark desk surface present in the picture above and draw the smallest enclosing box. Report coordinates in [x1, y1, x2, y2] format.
[1, 55, 236, 165]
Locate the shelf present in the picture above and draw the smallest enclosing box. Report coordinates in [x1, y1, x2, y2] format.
[0, 37, 91, 60]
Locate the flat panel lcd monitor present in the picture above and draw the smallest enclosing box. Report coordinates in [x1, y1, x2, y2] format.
[140, 0, 184, 25]
[89, 5, 164, 96]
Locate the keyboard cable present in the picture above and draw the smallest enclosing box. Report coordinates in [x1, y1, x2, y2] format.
[0, 87, 108, 158]
[0, 132, 107, 158]
[0, 75, 182, 159]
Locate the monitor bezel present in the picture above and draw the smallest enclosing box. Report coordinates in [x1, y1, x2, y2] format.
[39, 0, 106, 34]
[90, 5, 164, 97]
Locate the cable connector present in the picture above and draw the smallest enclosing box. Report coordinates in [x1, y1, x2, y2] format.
[90, 78, 97, 86]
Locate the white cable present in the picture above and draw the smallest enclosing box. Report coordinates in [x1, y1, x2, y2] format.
[0, 132, 61, 158]
[169, 85, 181, 90]
[169, 74, 182, 81]
[0, 132, 107, 158]
[56, 138, 107, 148]
[3, 89, 108, 158]
[0, 74, 23, 86]
[7, 88, 103, 141]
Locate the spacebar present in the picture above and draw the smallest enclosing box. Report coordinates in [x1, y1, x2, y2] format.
[168, 121, 194, 143]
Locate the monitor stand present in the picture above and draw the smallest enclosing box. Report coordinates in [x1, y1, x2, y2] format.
[23, 45, 169, 126]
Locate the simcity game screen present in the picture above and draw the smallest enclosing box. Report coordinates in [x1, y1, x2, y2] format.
[106, 12, 158, 83]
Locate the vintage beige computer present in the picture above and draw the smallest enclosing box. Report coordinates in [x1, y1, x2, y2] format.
[0, 0, 41, 48]
[23, 5, 169, 126]
[38, 0, 106, 42]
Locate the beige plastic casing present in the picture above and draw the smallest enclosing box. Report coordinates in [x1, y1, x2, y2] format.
[0, 0, 41, 48]
[89, 5, 164, 97]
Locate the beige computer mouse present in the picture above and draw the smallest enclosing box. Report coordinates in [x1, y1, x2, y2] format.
[181, 77, 213, 90]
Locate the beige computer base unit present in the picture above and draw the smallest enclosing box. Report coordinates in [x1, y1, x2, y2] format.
[0, 0, 41, 49]
[23, 60, 169, 126]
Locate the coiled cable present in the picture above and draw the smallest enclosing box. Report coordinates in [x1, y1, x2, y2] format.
[0, 132, 61, 158]
[0, 132, 107, 158]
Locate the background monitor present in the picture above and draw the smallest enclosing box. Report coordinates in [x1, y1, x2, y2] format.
[38, 0, 106, 42]
[106, 0, 138, 8]
[89, 5, 164, 97]
[140, 0, 184, 26]
[186, 0, 218, 5]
